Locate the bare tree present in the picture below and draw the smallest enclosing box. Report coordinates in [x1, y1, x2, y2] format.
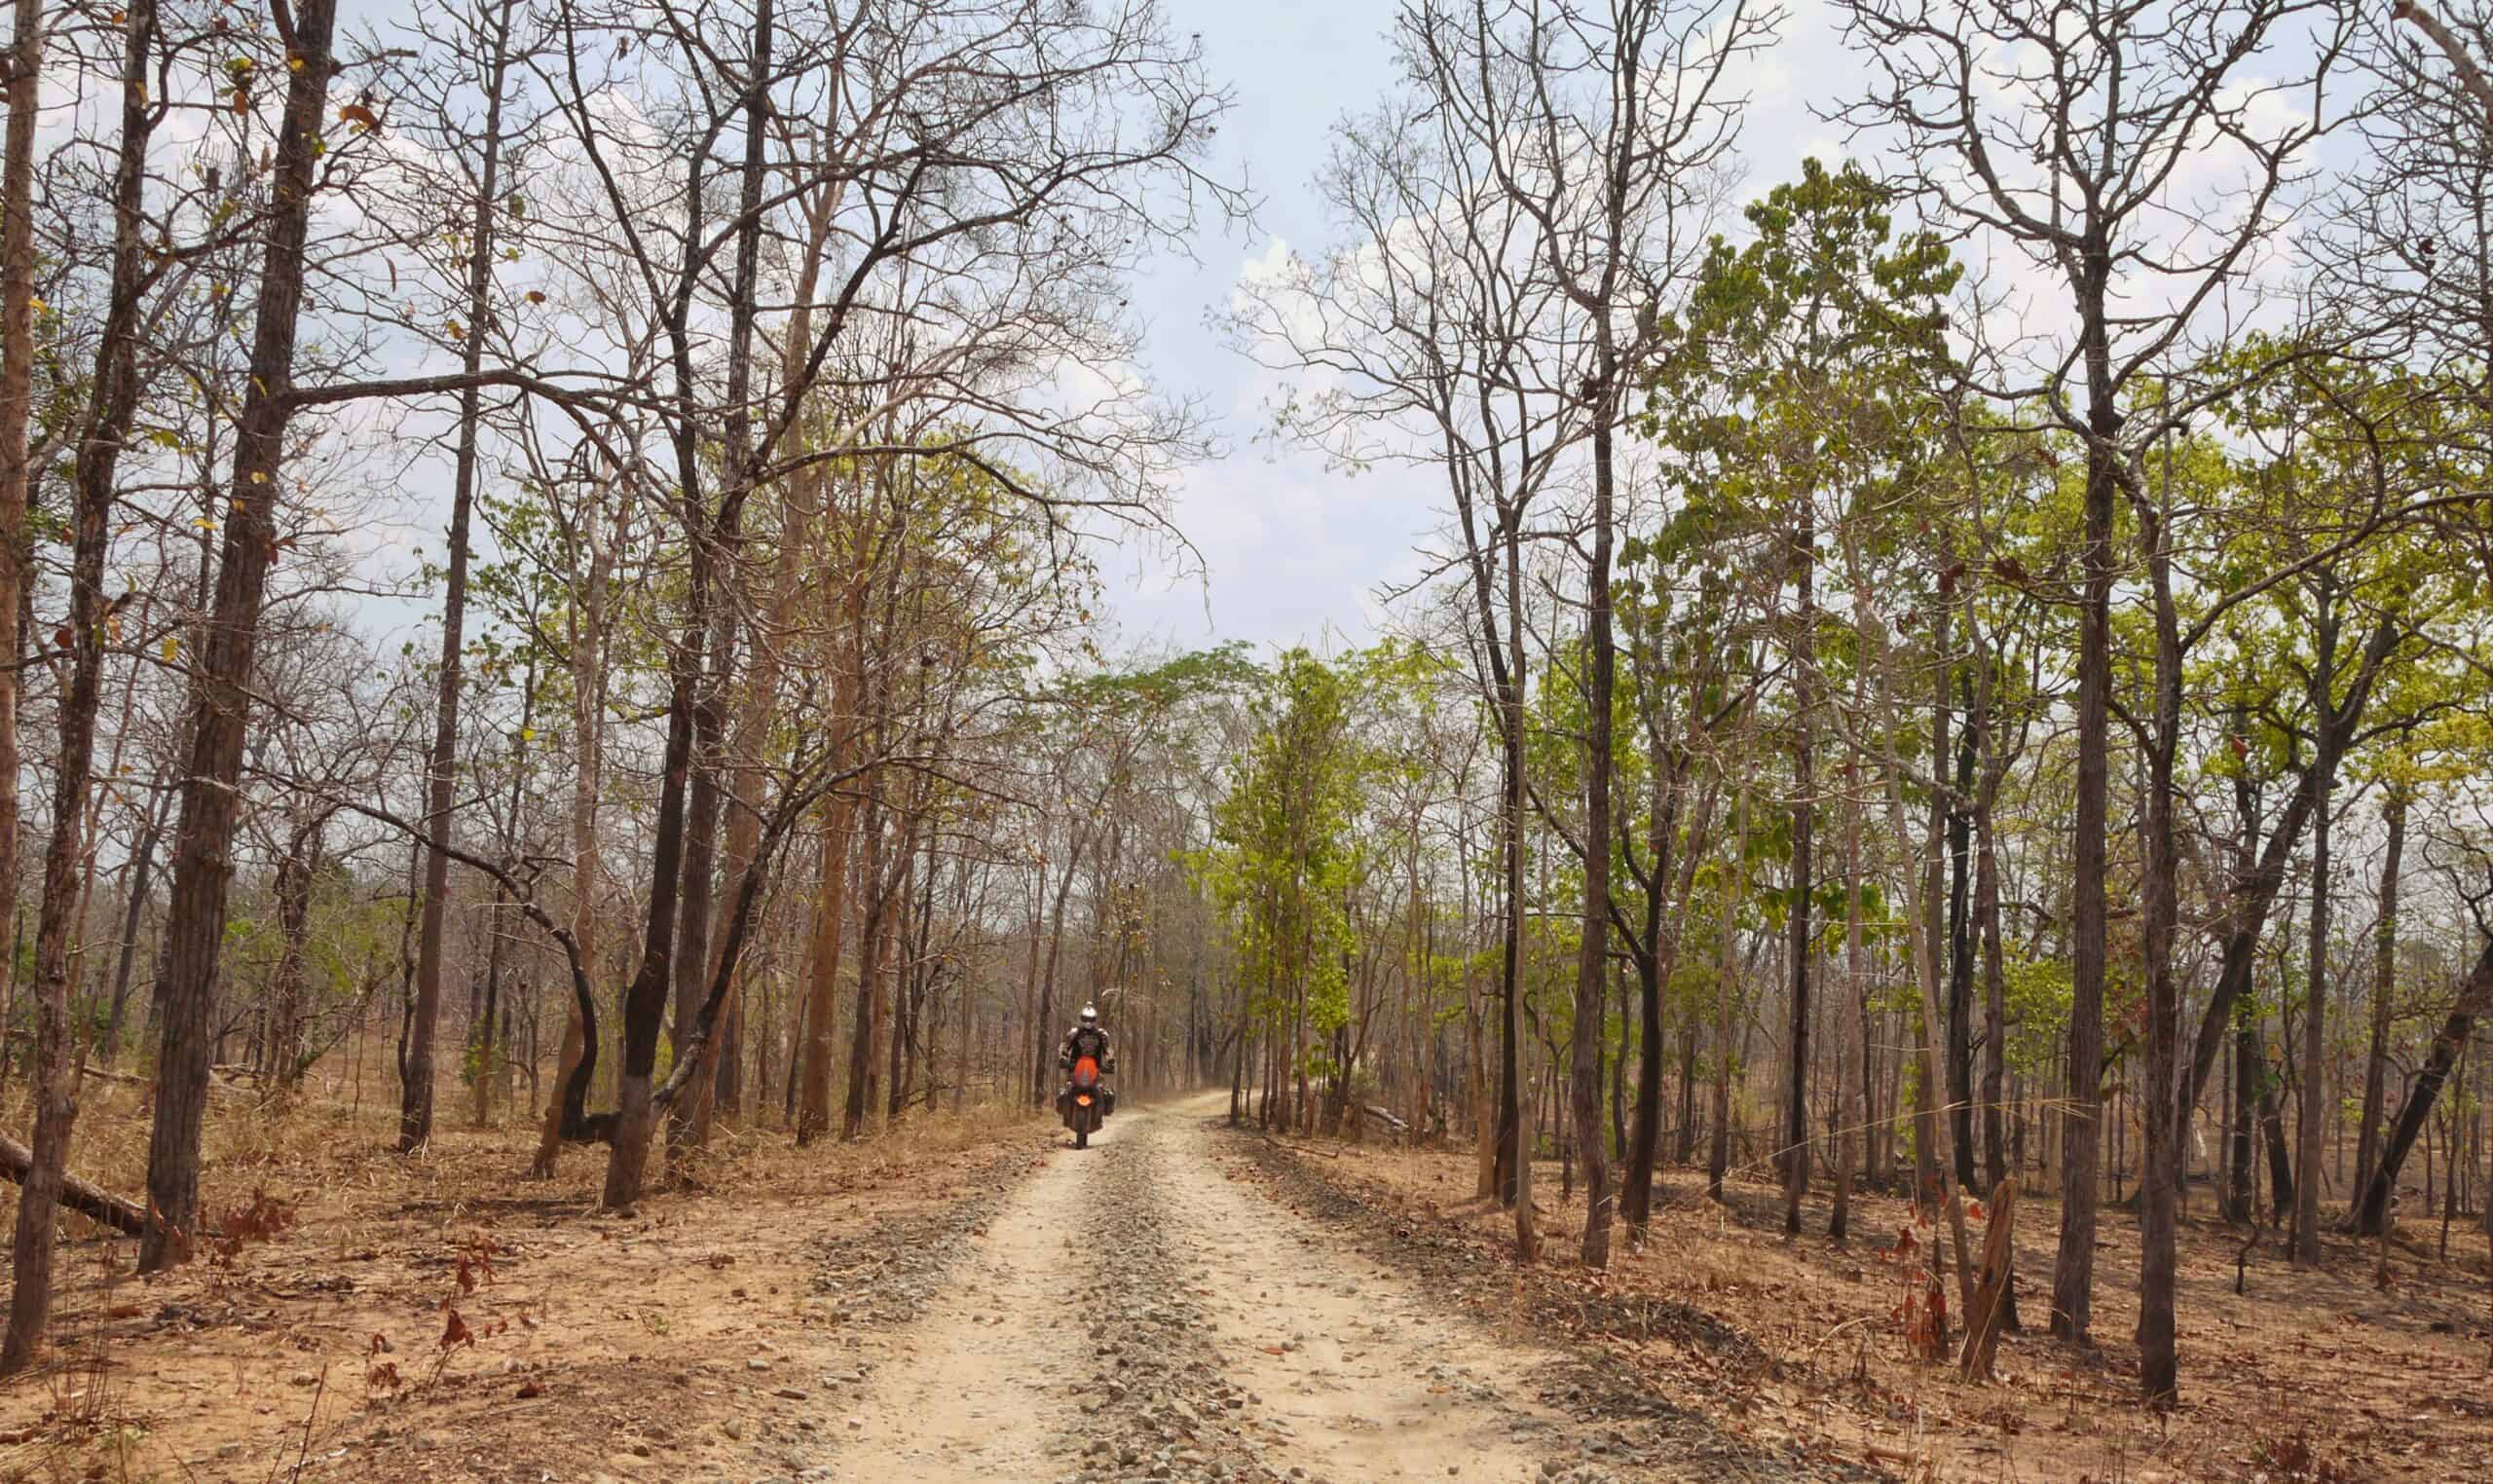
[1832, 0, 2354, 1389]
[396, 0, 547, 1154]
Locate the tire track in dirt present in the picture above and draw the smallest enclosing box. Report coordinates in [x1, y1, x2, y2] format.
[825, 1132, 1097, 1477]
[1149, 1096, 1593, 1484]
[830, 1097, 1838, 1483]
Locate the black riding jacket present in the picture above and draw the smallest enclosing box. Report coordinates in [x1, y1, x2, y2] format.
[1057, 1024, 1113, 1076]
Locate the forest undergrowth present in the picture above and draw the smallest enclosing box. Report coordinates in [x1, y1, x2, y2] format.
[1235, 1126, 2492, 1484]
[0, 1056, 1056, 1484]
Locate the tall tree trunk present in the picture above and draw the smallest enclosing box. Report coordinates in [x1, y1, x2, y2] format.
[1573, 360, 1618, 1269]
[1621, 749, 1690, 1235]
[843, 789, 887, 1139]
[1945, 680, 1977, 1190]
[2179, 617, 2399, 1125]
[2053, 311, 2117, 1340]
[2136, 508, 2186, 1404]
[795, 578, 862, 1143]
[2352, 789, 2405, 1219]
[0, 0, 36, 1037]
[795, 779, 856, 1143]
[599, 667, 697, 1209]
[1029, 830, 1084, 1104]
[1481, 505, 1526, 1213]
[2293, 587, 2342, 1267]
[0, 0, 130, 1366]
[1785, 505, 1816, 1238]
[471, 668, 535, 1126]
[531, 482, 609, 1177]
[140, 0, 336, 1271]
[2227, 1000, 2255, 1224]
[698, 451, 818, 1133]
[1502, 517, 1533, 1260]
[667, 0, 772, 1162]
[268, 824, 321, 1095]
[101, 808, 163, 1066]
[2260, 1051, 2296, 1223]
[2357, 934, 2493, 1234]
[1833, 779, 1864, 1243]
[1976, 777, 2008, 1192]
[1784, 494, 1824, 1237]
[403, 0, 517, 1153]
[1710, 777, 1750, 1204]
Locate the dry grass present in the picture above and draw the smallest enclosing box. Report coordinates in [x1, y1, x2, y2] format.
[0, 1042, 1053, 1484]
[1298, 1138, 2493, 1484]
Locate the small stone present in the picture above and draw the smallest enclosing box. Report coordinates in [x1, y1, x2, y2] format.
[747, 1358, 772, 1372]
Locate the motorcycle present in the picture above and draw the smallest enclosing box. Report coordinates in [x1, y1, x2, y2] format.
[1059, 1052, 1115, 1149]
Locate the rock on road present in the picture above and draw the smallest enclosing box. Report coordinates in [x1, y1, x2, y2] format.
[828, 1095, 1666, 1484]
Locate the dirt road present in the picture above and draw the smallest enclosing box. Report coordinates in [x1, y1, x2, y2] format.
[831, 1095, 1787, 1484]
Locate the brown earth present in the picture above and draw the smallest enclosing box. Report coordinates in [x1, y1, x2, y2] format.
[6, 1074, 2480, 1484]
[1233, 1121, 2493, 1484]
[0, 1069, 1059, 1484]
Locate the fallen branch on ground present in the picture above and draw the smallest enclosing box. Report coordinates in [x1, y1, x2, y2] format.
[0, 1132, 147, 1236]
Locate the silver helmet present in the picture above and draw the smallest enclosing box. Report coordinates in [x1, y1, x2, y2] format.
[1079, 1003, 1098, 1028]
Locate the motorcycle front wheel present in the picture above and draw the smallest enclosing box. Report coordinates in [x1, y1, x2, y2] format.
[1074, 1108, 1090, 1150]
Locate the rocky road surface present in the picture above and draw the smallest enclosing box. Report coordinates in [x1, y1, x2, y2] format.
[821, 1095, 1856, 1484]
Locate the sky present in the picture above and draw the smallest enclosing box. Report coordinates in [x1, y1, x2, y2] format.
[327, 0, 2312, 667]
[1098, 0, 1414, 657]
[1098, 0, 1852, 659]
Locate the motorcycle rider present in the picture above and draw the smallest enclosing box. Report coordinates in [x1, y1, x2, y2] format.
[1058, 1002, 1115, 1084]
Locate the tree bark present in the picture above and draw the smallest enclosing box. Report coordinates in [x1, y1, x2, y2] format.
[1502, 515, 1533, 1260]
[1945, 686, 1977, 1191]
[267, 823, 321, 1095]
[1834, 777, 1864, 1243]
[530, 478, 609, 1177]
[795, 581, 862, 1143]
[2293, 586, 2342, 1267]
[2053, 311, 2117, 1342]
[2355, 934, 2493, 1236]
[0, 1134, 144, 1237]
[666, 0, 772, 1164]
[2135, 493, 2186, 1404]
[0, 0, 72, 1368]
[1573, 358, 1618, 1269]
[1784, 497, 1816, 1238]
[0, 0, 39, 1074]
[403, 0, 518, 1154]
[2179, 618, 2399, 1126]
[599, 665, 696, 1208]
[100, 808, 163, 1067]
[2352, 789, 2405, 1218]
[141, 0, 337, 1272]
[1710, 777, 1750, 1204]
[1958, 1179, 2017, 1381]
[1976, 768, 2008, 1192]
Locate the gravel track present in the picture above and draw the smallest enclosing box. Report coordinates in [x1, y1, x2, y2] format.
[823, 1096, 1862, 1484]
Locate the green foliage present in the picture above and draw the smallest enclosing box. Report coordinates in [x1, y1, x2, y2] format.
[1201, 649, 1369, 1073]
